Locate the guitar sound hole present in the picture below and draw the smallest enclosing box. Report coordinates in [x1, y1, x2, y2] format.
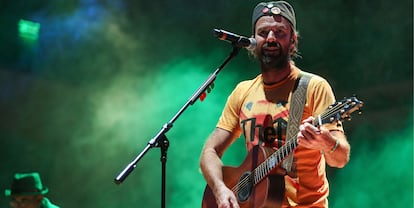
[237, 172, 253, 202]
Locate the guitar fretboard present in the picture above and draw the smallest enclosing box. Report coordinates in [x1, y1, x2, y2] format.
[253, 139, 298, 185]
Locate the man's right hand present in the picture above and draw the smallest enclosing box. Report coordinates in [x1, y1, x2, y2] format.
[214, 184, 240, 208]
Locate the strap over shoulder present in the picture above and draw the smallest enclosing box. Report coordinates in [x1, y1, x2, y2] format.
[282, 71, 313, 172]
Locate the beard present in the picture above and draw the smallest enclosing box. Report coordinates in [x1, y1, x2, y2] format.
[259, 42, 290, 70]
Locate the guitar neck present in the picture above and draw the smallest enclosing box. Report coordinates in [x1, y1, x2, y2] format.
[252, 138, 298, 185]
[251, 114, 324, 185]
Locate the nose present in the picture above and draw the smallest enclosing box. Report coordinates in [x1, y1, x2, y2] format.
[266, 31, 277, 42]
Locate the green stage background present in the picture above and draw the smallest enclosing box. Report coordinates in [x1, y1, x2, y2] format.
[0, 0, 412, 207]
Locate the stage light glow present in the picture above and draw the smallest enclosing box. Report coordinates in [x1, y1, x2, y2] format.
[18, 19, 40, 42]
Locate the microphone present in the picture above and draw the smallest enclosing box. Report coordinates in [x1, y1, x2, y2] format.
[213, 29, 256, 50]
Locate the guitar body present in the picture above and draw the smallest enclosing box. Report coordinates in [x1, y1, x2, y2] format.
[202, 145, 285, 208]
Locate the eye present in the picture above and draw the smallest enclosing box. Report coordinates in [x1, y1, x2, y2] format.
[274, 29, 287, 38]
[258, 30, 269, 38]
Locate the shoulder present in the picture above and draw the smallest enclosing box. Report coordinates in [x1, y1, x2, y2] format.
[224, 74, 262, 109]
[296, 69, 332, 91]
[236, 74, 262, 88]
[296, 68, 336, 108]
[231, 74, 262, 95]
[298, 70, 327, 84]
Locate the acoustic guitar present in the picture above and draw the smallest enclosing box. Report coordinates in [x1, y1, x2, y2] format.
[202, 96, 363, 208]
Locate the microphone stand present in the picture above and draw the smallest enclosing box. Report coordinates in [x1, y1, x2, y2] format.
[114, 45, 242, 208]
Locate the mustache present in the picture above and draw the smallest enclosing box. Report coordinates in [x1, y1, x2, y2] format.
[262, 42, 281, 49]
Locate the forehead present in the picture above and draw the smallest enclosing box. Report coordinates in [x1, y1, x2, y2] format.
[255, 15, 291, 31]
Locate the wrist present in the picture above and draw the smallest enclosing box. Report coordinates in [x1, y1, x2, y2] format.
[329, 137, 339, 154]
[321, 137, 340, 155]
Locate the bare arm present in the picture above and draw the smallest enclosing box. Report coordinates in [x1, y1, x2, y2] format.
[297, 117, 350, 168]
[199, 127, 240, 208]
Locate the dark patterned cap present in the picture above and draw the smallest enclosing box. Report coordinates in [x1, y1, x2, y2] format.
[252, 1, 296, 32]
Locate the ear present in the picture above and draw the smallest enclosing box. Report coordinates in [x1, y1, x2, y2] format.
[291, 33, 297, 44]
[289, 33, 298, 56]
[289, 38, 296, 50]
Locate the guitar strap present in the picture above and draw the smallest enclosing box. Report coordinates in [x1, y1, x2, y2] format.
[282, 71, 312, 172]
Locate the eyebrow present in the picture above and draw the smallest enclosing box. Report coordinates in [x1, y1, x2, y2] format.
[257, 24, 289, 32]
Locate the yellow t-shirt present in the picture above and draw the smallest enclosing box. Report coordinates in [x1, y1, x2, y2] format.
[216, 65, 343, 207]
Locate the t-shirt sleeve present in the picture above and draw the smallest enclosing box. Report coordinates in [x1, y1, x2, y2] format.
[216, 82, 249, 139]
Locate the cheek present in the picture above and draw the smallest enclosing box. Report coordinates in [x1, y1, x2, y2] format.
[254, 44, 264, 57]
[250, 40, 263, 56]
[280, 41, 292, 51]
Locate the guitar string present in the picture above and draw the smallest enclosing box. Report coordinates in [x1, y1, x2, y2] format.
[231, 101, 351, 193]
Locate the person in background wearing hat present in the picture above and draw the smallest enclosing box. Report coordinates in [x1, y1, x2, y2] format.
[5, 172, 59, 208]
[200, 1, 350, 207]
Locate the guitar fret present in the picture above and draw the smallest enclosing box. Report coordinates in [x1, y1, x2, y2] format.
[261, 164, 265, 180]
[258, 165, 262, 182]
[277, 150, 282, 162]
[258, 165, 262, 181]
[258, 166, 262, 183]
[254, 169, 257, 184]
[253, 169, 258, 184]
[262, 163, 266, 178]
[269, 155, 276, 169]
[259, 164, 264, 182]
